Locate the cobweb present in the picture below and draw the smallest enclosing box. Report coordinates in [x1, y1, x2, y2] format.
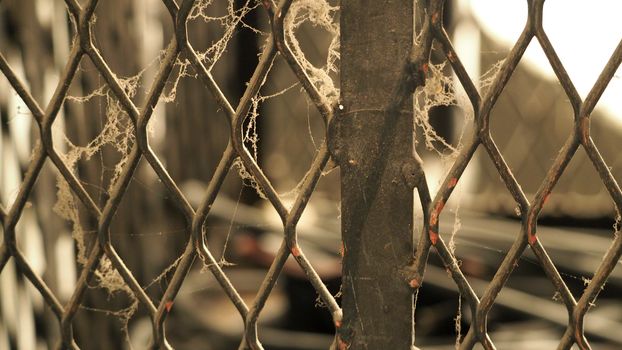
[236, 0, 339, 199]
[51, 0, 341, 331]
[412, 50, 505, 347]
[284, 0, 340, 106]
[414, 58, 504, 161]
[53, 0, 492, 333]
[53, 0, 506, 345]
[54, 76, 136, 289]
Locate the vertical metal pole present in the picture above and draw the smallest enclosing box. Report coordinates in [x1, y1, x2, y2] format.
[330, 1, 416, 348]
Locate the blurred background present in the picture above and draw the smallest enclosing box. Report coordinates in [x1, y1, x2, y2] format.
[1, 0, 622, 349]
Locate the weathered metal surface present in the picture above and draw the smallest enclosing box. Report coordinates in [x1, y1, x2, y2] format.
[332, 1, 416, 348]
[3, 0, 622, 349]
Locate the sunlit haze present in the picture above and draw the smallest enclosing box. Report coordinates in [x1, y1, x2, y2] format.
[468, 0, 622, 119]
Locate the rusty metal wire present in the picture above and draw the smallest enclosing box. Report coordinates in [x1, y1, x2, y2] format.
[0, 0, 340, 349]
[2, 0, 622, 349]
[405, 0, 622, 349]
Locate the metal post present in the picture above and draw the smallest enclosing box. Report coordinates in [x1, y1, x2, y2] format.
[329, 1, 416, 348]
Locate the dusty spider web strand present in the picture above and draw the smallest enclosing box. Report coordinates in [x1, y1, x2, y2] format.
[48, 0, 340, 342]
[414, 61, 462, 154]
[52, 31, 162, 337]
[414, 59, 505, 153]
[455, 294, 462, 349]
[245, 96, 261, 161]
[54, 84, 137, 267]
[448, 192, 462, 256]
[225, 0, 341, 200]
[142, 254, 185, 291]
[413, 59, 506, 193]
[79, 297, 139, 346]
[163, 0, 259, 103]
[233, 157, 267, 199]
[244, 80, 299, 161]
[410, 53, 506, 348]
[54, 0, 254, 288]
[236, 57, 286, 199]
[193, 0, 258, 70]
[43, 0, 265, 344]
[217, 187, 245, 267]
[284, 0, 340, 106]
[410, 56, 502, 349]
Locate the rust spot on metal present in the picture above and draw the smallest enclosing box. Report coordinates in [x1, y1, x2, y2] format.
[432, 12, 439, 24]
[527, 224, 538, 245]
[430, 200, 444, 226]
[543, 193, 550, 205]
[291, 245, 301, 257]
[430, 212, 438, 226]
[526, 215, 537, 245]
[165, 301, 173, 313]
[409, 278, 420, 288]
[528, 231, 537, 246]
[437, 200, 445, 213]
[335, 319, 342, 328]
[429, 229, 439, 245]
[339, 242, 345, 257]
[448, 177, 458, 189]
[337, 336, 350, 350]
[422, 63, 429, 75]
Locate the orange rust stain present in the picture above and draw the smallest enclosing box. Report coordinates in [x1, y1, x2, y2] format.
[409, 278, 420, 288]
[291, 245, 301, 257]
[430, 200, 445, 226]
[527, 215, 537, 245]
[574, 327, 583, 345]
[430, 212, 438, 226]
[448, 177, 458, 189]
[436, 200, 445, 212]
[165, 301, 173, 313]
[543, 193, 550, 205]
[432, 12, 439, 24]
[528, 232, 537, 246]
[422, 63, 429, 75]
[429, 229, 439, 245]
[339, 242, 345, 257]
[335, 319, 342, 328]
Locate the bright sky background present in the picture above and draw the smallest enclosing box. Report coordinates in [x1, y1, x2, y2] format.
[466, 0, 622, 118]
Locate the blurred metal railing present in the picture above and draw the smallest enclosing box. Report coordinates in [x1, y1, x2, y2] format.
[1, 0, 622, 349]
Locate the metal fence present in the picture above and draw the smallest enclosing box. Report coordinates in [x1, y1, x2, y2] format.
[1, 0, 622, 349]
[405, 0, 622, 349]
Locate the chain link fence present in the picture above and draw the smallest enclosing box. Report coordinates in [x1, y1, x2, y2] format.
[1, 0, 622, 349]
